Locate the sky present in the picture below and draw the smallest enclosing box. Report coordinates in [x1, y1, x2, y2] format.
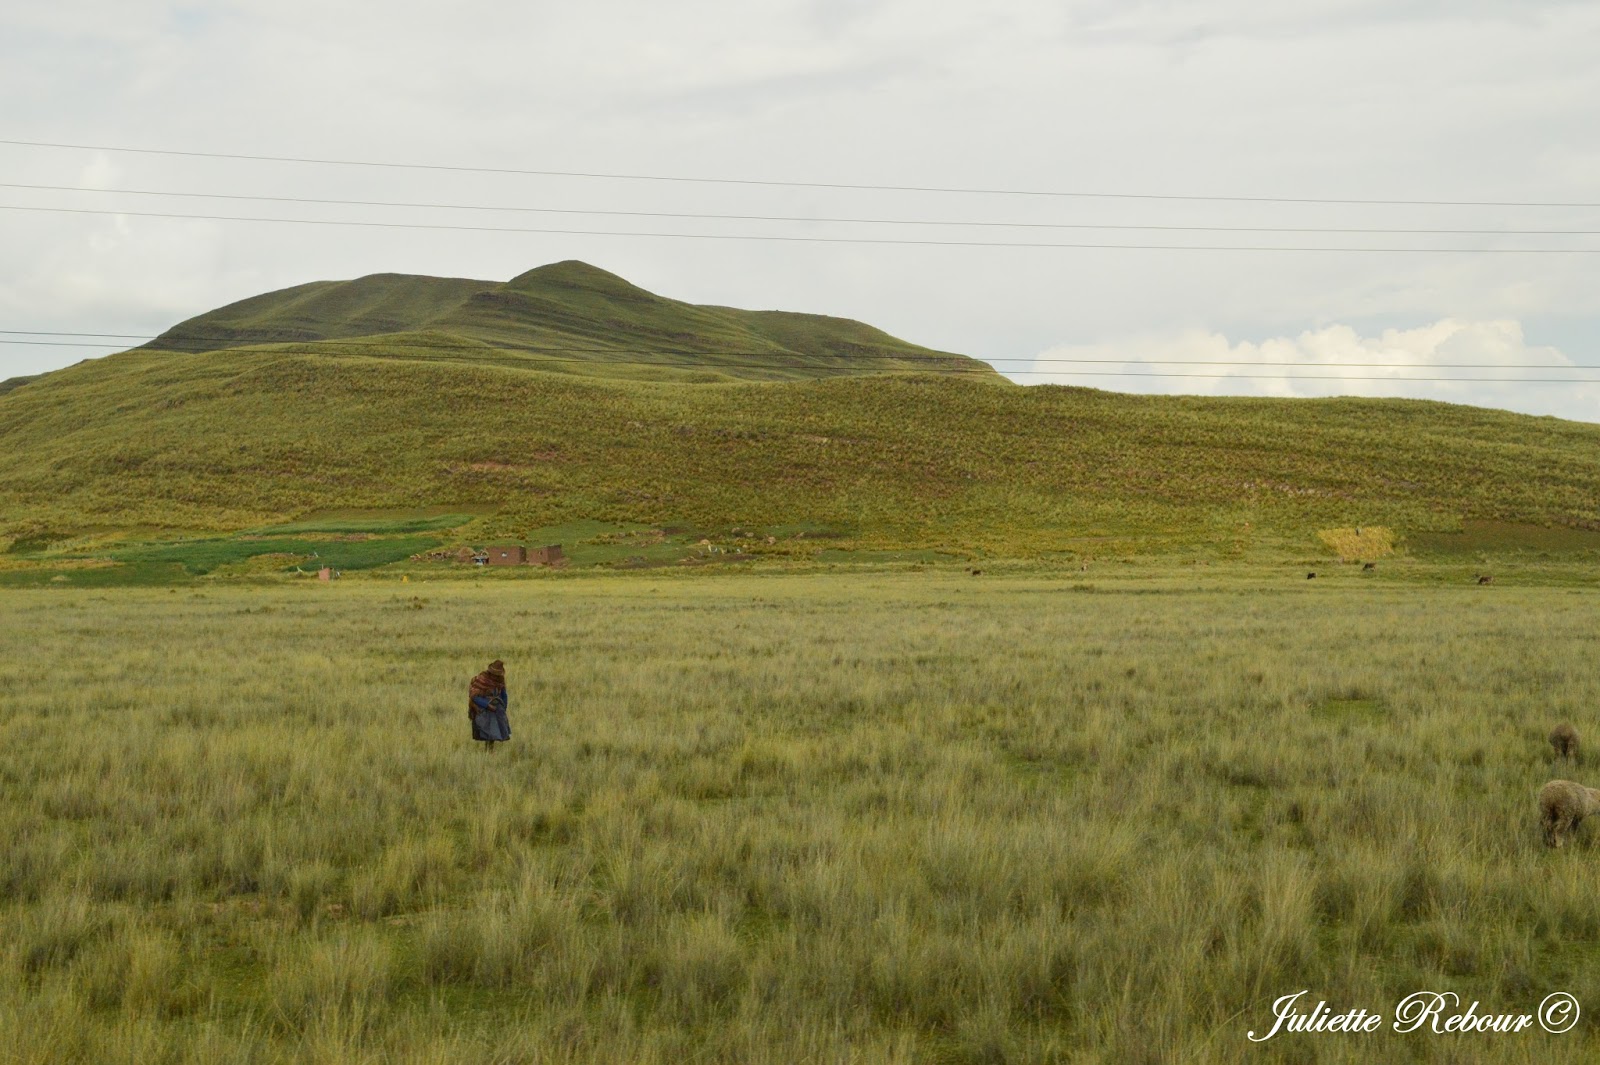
[2, 0, 1598, 420]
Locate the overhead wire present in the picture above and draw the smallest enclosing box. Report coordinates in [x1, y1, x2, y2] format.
[3, 332, 1600, 371]
[4, 333, 1599, 383]
[4, 182, 1599, 236]
[3, 141, 1595, 388]
[3, 137, 1598, 208]
[2, 203, 1597, 252]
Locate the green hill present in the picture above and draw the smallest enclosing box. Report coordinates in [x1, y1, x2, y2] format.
[141, 260, 988, 382]
[3, 261, 1600, 565]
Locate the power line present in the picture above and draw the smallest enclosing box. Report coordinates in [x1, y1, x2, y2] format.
[4, 203, 1598, 252]
[0, 332, 987, 359]
[6, 182, 1600, 237]
[4, 332, 1600, 370]
[6, 335, 1600, 383]
[2, 338, 158, 347]
[1, 329, 167, 339]
[3, 137, 1596, 208]
[1, 333, 998, 368]
[7, 335, 1600, 372]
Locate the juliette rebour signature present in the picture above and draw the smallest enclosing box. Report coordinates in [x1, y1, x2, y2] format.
[1247, 990, 1580, 1040]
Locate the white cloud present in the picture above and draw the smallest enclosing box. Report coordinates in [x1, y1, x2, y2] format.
[1022, 319, 1600, 422]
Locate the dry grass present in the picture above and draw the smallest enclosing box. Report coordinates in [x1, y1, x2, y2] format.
[1317, 526, 1396, 562]
[1, 571, 1598, 1062]
[7, 344, 1600, 556]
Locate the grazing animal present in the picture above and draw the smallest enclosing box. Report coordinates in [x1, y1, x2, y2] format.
[1539, 780, 1600, 847]
[1306, 572, 1317, 580]
[1477, 574, 1494, 585]
[1362, 562, 1376, 571]
[1551, 723, 1580, 761]
[969, 568, 983, 576]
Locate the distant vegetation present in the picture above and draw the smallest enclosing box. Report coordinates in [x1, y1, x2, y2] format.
[110, 533, 443, 576]
[3, 261, 1600, 570]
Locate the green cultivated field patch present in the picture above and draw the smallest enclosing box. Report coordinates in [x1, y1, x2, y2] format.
[0, 560, 188, 588]
[246, 509, 484, 536]
[110, 533, 444, 574]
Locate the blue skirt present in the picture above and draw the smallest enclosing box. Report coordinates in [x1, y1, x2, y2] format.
[472, 707, 510, 742]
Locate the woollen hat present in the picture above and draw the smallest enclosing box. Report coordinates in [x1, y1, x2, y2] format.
[487, 659, 506, 675]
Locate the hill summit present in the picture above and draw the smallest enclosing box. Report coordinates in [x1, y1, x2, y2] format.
[503, 259, 659, 298]
[138, 260, 993, 382]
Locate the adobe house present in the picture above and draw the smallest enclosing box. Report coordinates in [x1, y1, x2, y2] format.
[486, 545, 527, 565]
[527, 544, 565, 566]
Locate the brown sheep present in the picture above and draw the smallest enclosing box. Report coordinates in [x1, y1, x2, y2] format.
[1539, 780, 1600, 848]
[1550, 723, 1580, 761]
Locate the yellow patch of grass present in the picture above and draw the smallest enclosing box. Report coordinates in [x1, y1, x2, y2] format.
[0, 556, 120, 572]
[208, 551, 312, 576]
[1318, 525, 1396, 561]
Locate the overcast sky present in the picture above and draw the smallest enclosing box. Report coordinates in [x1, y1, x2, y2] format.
[3, 1, 1598, 421]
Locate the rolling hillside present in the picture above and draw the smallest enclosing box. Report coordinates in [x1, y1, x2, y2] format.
[3, 260, 1600, 564]
[138, 260, 990, 382]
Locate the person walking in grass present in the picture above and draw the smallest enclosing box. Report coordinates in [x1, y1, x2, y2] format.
[468, 659, 510, 751]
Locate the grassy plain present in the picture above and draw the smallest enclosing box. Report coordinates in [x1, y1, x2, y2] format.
[3, 567, 1599, 1063]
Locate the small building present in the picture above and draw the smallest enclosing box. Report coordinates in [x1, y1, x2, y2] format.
[486, 545, 526, 566]
[528, 544, 565, 566]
